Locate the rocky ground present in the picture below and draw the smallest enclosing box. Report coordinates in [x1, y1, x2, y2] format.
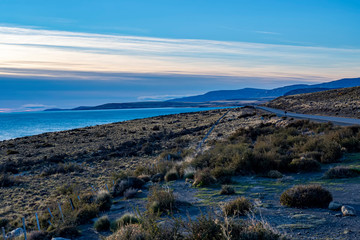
[75, 153, 360, 240]
[0, 107, 266, 226]
[264, 86, 360, 119]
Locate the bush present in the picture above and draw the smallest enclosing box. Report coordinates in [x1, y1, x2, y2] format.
[266, 170, 283, 179]
[94, 216, 111, 232]
[324, 166, 360, 179]
[0, 218, 9, 228]
[187, 212, 223, 240]
[0, 174, 16, 188]
[107, 224, 149, 240]
[183, 167, 196, 179]
[96, 190, 112, 211]
[147, 185, 175, 214]
[220, 185, 235, 195]
[124, 188, 138, 199]
[289, 158, 321, 172]
[75, 204, 99, 225]
[41, 162, 82, 176]
[223, 197, 252, 216]
[51, 226, 80, 239]
[28, 231, 49, 240]
[193, 168, 216, 187]
[165, 171, 179, 182]
[111, 214, 139, 232]
[280, 184, 332, 208]
[235, 221, 283, 240]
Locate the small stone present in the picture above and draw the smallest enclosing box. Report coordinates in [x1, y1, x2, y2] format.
[329, 201, 342, 211]
[341, 205, 356, 216]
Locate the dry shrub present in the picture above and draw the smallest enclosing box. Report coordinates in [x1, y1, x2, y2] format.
[324, 166, 360, 179]
[124, 188, 138, 199]
[280, 184, 332, 208]
[186, 212, 223, 240]
[220, 185, 235, 195]
[147, 185, 175, 214]
[96, 190, 112, 211]
[193, 168, 216, 187]
[107, 224, 148, 240]
[165, 171, 179, 182]
[223, 197, 252, 216]
[0, 174, 16, 188]
[75, 204, 99, 225]
[289, 158, 321, 172]
[27, 231, 49, 240]
[111, 214, 139, 232]
[266, 170, 283, 179]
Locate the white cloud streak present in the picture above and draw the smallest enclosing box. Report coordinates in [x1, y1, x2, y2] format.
[0, 26, 360, 81]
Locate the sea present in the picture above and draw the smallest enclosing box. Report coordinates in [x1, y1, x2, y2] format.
[0, 107, 231, 141]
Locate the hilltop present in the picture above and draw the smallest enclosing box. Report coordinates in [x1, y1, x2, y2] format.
[265, 86, 360, 118]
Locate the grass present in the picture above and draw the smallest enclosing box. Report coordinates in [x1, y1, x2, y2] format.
[94, 216, 111, 231]
[223, 197, 253, 216]
[147, 185, 175, 214]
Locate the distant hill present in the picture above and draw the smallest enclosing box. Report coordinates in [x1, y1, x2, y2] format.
[45, 77, 360, 112]
[264, 86, 360, 119]
[284, 88, 332, 96]
[169, 77, 360, 102]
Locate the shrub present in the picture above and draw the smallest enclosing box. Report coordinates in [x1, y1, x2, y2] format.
[220, 185, 235, 195]
[280, 184, 332, 208]
[56, 184, 77, 195]
[0, 174, 16, 188]
[324, 166, 360, 179]
[266, 170, 283, 179]
[0, 218, 9, 228]
[41, 162, 82, 176]
[75, 205, 99, 225]
[96, 190, 112, 211]
[111, 214, 139, 232]
[107, 224, 148, 240]
[223, 197, 252, 216]
[193, 168, 216, 187]
[186, 212, 223, 240]
[211, 167, 233, 184]
[289, 158, 321, 172]
[28, 231, 49, 240]
[94, 216, 111, 232]
[165, 171, 179, 182]
[321, 140, 342, 163]
[183, 167, 196, 179]
[147, 185, 175, 214]
[236, 221, 283, 240]
[124, 188, 138, 199]
[50, 226, 80, 239]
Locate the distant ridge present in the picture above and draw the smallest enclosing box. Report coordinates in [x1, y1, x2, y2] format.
[168, 77, 360, 102]
[284, 88, 332, 96]
[45, 77, 360, 111]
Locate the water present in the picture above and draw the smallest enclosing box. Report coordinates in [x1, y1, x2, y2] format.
[0, 107, 231, 141]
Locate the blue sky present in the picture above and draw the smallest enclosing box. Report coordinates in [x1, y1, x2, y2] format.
[0, 0, 359, 111]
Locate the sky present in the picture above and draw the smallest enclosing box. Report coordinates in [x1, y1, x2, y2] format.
[0, 0, 360, 112]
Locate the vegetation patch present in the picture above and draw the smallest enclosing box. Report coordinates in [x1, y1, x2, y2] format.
[324, 166, 360, 179]
[280, 184, 332, 208]
[223, 197, 253, 216]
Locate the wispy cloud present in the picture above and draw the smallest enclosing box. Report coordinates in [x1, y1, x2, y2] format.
[0, 26, 360, 81]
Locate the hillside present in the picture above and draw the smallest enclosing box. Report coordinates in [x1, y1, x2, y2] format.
[169, 77, 360, 103]
[265, 86, 360, 118]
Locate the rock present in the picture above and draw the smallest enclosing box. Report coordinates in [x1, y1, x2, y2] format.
[328, 201, 342, 211]
[341, 205, 356, 216]
[6, 228, 23, 239]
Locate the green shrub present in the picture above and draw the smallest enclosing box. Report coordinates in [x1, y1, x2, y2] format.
[280, 184, 332, 208]
[289, 158, 321, 172]
[223, 197, 252, 216]
[94, 216, 111, 232]
[75, 204, 99, 225]
[96, 190, 112, 211]
[324, 166, 360, 179]
[220, 185, 235, 195]
[193, 168, 216, 187]
[111, 214, 139, 232]
[147, 185, 175, 214]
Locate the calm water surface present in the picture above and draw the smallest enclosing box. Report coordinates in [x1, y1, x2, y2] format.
[0, 107, 230, 141]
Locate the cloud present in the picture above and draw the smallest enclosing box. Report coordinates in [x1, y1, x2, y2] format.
[0, 26, 360, 82]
